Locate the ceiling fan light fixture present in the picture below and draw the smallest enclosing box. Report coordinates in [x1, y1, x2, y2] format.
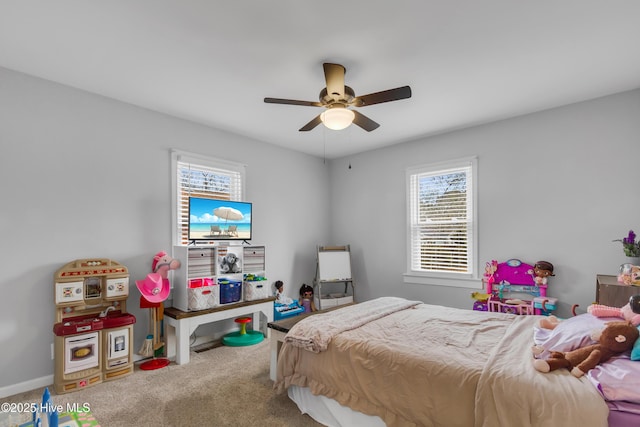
[320, 108, 355, 130]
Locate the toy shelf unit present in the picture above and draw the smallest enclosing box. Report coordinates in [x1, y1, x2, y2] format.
[478, 259, 557, 316]
[172, 245, 266, 312]
[242, 246, 270, 301]
[312, 245, 355, 310]
[53, 258, 136, 394]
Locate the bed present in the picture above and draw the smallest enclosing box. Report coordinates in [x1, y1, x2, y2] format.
[274, 296, 640, 427]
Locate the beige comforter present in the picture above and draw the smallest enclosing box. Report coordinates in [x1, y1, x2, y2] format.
[274, 298, 608, 427]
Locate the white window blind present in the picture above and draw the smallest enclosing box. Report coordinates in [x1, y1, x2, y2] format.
[171, 150, 245, 245]
[407, 157, 477, 277]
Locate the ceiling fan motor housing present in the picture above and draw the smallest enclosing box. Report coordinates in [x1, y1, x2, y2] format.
[320, 86, 355, 106]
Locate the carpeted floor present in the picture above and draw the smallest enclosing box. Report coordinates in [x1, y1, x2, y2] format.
[1, 340, 322, 426]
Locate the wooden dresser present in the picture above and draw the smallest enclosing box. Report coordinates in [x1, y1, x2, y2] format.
[596, 274, 640, 307]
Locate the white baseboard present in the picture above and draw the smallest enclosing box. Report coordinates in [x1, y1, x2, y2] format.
[0, 374, 53, 399]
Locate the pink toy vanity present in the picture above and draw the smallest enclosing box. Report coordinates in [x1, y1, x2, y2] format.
[479, 259, 557, 315]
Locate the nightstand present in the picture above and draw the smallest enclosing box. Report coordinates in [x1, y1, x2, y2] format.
[596, 274, 640, 307]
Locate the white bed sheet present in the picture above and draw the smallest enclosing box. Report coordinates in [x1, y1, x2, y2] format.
[288, 384, 385, 427]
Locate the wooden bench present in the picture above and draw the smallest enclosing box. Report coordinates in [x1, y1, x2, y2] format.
[164, 297, 275, 365]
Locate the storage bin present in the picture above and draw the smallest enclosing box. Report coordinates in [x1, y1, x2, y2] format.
[244, 280, 270, 301]
[219, 279, 242, 304]
[187, 278, 218, 310]
[314, 294, 353, 309]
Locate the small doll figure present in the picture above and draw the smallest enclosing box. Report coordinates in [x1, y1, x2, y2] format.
[299, 284, 317, 313]
[533, 261, 554, 286]
[483, 260, 498, 286]
[274, 280, 293, 305]
[274, 280, 284, 301]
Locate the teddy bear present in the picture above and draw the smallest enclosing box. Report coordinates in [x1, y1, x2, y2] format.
[533, 320, 639, 378]
[219, 253, 241, 274]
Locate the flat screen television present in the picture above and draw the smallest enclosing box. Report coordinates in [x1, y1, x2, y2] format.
[188, 197, 252, 241]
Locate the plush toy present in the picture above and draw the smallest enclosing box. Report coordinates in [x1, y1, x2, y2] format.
[533, 261, 554, 286]
[533, 320, 639, 378]
[587, 302, 640, 326]
[535, 306, 580, 331]
[471, 291, 490, 302]
[152, 251, 181, 277]
[537, 314, 561, 330]
[219, 253, 242, 274]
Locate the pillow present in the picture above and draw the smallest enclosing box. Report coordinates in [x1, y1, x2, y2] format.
[533, 313, 607, 359]
[587, 355, 640, 403]
[631, 326, 640, 361]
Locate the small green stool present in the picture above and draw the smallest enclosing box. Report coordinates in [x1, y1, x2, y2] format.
[222, 316, 264, 347]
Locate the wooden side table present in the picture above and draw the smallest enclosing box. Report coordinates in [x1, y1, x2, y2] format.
[596, 274, 640, 307]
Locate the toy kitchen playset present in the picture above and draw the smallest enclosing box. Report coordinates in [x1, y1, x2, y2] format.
[53, 258, 136, 394]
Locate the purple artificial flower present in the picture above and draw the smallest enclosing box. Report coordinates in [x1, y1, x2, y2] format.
[616, 230, 640, 257]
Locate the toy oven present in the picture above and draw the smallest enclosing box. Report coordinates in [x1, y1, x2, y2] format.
[64, 332, 99, 375]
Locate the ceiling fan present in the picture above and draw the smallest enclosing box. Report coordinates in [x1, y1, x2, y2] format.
[264, 63, 412, 132]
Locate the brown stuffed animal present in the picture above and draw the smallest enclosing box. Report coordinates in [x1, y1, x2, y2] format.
[533, 320, 639, 378]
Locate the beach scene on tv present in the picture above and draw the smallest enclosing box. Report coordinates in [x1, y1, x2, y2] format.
[189, 198, 252, 240]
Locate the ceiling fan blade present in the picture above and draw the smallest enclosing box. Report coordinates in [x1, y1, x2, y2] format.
[352, 111, 380, 132]
[323, 63, 345, 100]
[264, 97, 323, 107]
[352, 85, 412, 107]
[299, 114, 323, 132]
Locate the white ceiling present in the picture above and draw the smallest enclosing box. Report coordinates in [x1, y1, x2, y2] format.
[2, 1, 640, 159]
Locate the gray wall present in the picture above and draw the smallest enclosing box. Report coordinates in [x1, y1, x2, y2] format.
[329, 89, 640, 315]
[2, 64, 640, 395]
[0, 67, 329, 393]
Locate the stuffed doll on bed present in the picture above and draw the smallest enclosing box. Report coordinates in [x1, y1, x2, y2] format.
[533, 320, 639, 377]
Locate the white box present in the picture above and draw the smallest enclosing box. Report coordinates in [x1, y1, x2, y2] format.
[315, 296, 338, 308]
[244, 281, 270, 301]
[188, 285, 219, 311]
[334, 295, 353, 306]
[315, 294, 353, 309]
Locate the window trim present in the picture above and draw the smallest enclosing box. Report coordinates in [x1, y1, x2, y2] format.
[170, 149, 246, 246]
[404, 156, 481, 289]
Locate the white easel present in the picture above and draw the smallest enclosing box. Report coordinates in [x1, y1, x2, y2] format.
[313, 245, 355, 310]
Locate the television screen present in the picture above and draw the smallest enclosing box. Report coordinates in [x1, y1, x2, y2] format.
[188, 197, 252, 241]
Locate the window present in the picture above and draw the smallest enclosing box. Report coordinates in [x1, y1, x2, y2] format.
[171, 150, 246, 245]
[406, 157, 478, 286]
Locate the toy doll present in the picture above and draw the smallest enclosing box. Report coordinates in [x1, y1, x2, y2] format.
[533, 261, 554, 286]
[274, 280, 284, 301]
[274, 280, 293, 305]
[299, 283, 317, 313]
